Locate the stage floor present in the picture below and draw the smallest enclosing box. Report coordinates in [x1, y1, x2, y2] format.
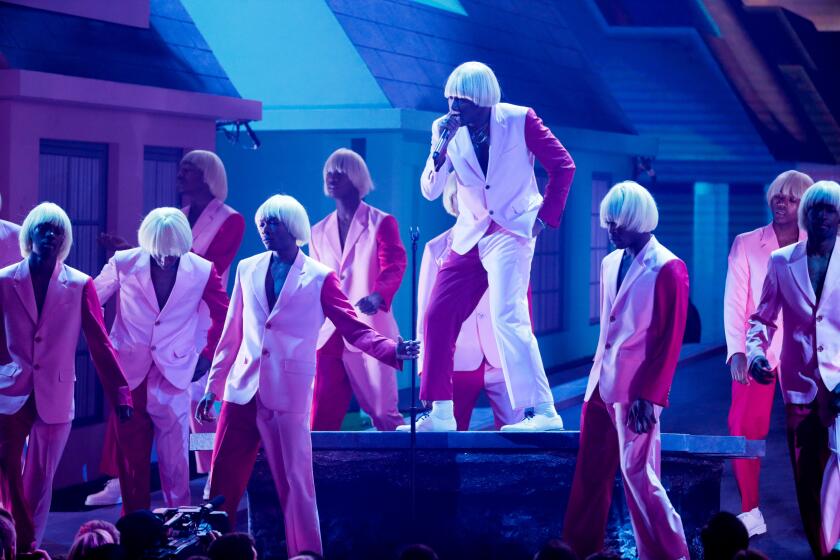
[41, 348, 810, 559]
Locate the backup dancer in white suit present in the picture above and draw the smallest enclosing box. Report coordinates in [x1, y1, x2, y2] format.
[94, 209, 228, 511]
[747, 181, 840, 557]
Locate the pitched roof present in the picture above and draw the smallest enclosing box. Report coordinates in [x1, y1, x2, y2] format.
[325, 0, 636, 134]
[0, 0, 239, 97]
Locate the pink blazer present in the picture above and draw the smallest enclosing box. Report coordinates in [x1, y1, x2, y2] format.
[94, 248, 229, 390]
[0, 260, 131, 423]
[183, 199, 245, 285]
[747, 240, 840, 405]
[310, 202, 405, 353]
[586, 237, 689, 406]
[0, 220, 21, 270]
[420, 103, 575, 254]
[206, 250, 400, 413]
[417, 229, 500, 373]
[724, 224, 805, 370]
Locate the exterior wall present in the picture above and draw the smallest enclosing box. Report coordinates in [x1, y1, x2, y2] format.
[0, 97, 216, 489]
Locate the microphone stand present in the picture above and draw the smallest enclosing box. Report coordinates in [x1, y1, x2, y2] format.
[408, 226, 420, 526]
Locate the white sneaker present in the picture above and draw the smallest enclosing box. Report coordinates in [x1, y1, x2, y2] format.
[395, 412, 457, 432]
[500, 411, 564, 432]
[737, 507, 767, 537]
[85, 478, 122, 506]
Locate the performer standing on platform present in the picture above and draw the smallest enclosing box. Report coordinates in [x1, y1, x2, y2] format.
[0, 203, 133, 552]
[723, 170, 812, 537]
[88, 150, 245, 506]
[309, 148, 406, 431]
[194, 195, 418, 557]
[747, 180, 840, 557]
[415, 178, 522, 430]
[0, 196, 21, 269]
[415, 61, 575, 432]
[563, 182, 690, 560]
[93, 208, 229, 512]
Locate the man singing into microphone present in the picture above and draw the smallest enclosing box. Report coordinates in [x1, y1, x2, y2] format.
[407, 61, 576, 432]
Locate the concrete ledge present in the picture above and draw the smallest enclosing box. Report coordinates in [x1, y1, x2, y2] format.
[191, 430, 763, 458]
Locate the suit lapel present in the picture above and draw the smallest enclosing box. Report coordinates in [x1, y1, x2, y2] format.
[251, 252, 272, 317]
[451, 126, 484, 180]
[787, 243, 816, 307]
[321, 212, 342, 268]
[270, 250, 305, 318]
[12, 261, 38, 324]
[817, 238, 840, 309]
[37, 263, 66, 329]
[612, 237, 657, 312]
[486, 105, 507, 180]
[133, 254, 161, 313]
[340, 203, 369, 268]
[602, 251, 621, 309]
[158, 255, 192, 318]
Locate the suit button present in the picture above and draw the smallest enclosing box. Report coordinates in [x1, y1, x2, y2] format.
[817, 316, 823, 322]
[485, 185, 490, 190]
[818, 345, 824, 352]
[609, 316, 616, 323]
[262, 349, 269, 357]
[34, 336, 42, 343]
[150, 345, 157, 351]
[265, 323, 271, 329]
[489, 210, 494, 215]
[154, 320, 161, 326]
[605, 343, 612, 350]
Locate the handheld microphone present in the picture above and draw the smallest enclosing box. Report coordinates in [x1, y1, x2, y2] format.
[432, 128, 451, 161]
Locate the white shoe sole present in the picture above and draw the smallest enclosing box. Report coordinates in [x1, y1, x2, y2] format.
[85, 496, 122, 506]
[747, 522, 767, 538]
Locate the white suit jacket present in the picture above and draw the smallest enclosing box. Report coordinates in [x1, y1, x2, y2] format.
[417, 229, 500, 373]
[0, 261, 130, 423]
[724, 224, 805, 369]
[747, 239, 840, 404]
[586, 237, 689, 406]
[206, 250, 400, 413]
[310, 202, 404, 353]
[420, 103, 545, 254]
[95, 248, 225, 391]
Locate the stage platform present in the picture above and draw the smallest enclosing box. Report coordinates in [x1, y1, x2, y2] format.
[192, 430, 763, 559]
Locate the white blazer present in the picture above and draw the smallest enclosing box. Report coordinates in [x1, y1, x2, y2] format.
[586, 237, 688, 406]
[420, 103, 545, 255]
[206, 251, 335, 413]
[747, 239, 840, 404]
[724, 224, 805, 369]
[95, 248, 215, 390]
[417, 229, 500, 373]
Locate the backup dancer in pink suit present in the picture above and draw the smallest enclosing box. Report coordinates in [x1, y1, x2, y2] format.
[747, 180, 840, 557]
[89, 150, 244, 506]
[0, 203, 133, 552]
[194, 195, 418, 557]
[309, 148, 406, 431]
[413, 61, 575, 432]
[94, 208, 229, 512]
[416, 179, 522, 430]
[723, 170, 812, 537]
[563, 182, 690, 560]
